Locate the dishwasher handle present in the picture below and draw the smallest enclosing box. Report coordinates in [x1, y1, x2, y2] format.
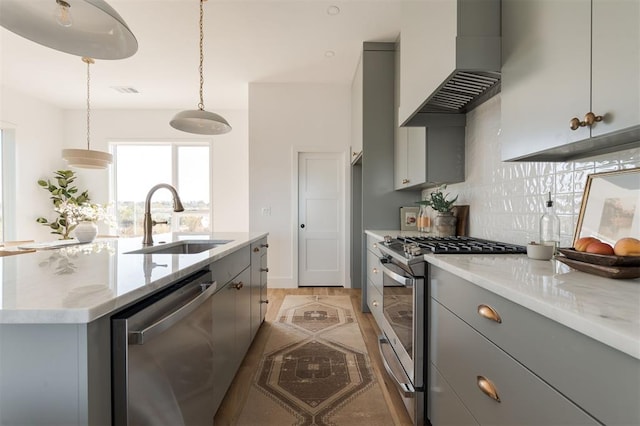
[129, 280, 217, 345]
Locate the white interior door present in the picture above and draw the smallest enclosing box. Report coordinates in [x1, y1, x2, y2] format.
[298, 152, 344, 286]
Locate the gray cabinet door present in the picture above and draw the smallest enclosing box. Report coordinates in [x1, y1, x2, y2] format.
[591, 0, 640, 137]
[234, 268, 252, 365]
[211, 281, 237, 411]
[250, 238, 268, 339]
[431, 300, 599, 425]
[428, 362, 478, 426]
[501, 0, 591, 161]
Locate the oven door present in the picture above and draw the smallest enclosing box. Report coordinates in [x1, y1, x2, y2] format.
[379, 259, 422, 386]
[378, 258, 425, 425]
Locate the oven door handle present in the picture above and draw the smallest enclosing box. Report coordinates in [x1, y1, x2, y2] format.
[380, 263, 414, 287]
[378, 335, 421, 397]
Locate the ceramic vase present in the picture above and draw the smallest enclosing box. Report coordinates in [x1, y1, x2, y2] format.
[435, 211, 457, 237]
[74, 221, 98, 243]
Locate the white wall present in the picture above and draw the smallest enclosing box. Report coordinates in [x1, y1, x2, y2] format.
[249, 83, 351, 288]
[0, 85, 69, 241]
[0, 83, 249, 241]
[427, 94, 640, 247]
[62, 109, 249, 233]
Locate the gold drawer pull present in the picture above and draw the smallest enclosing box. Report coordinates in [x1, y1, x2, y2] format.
[373, 243, 378, 248]
[477, 376, 500, 402]
[372, 267, 378, 274]
[372, 300, 379, 307]
[477, 304, 502, 323]
[583, 112, 603, 126]
[402, 178, 410, 184]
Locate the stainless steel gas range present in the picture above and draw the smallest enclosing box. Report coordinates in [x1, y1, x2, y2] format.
[374, 235, 526, 425]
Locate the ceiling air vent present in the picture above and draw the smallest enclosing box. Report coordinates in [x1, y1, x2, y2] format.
[111, 86, 139, 94]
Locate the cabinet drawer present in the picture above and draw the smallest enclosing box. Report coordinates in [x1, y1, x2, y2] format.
[366, 280, 385, 331]
[210, 247, 250, 288]
[430, 266, 640, 425]
[431, 300, 599, 425]
[428, 362, 478, 426]
[366, 234, 383, 253]
[366, 249, 383, 293]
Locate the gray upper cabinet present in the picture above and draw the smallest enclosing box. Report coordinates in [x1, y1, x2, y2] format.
[501, 0, 640, 161]
[394, 117, 466, 191]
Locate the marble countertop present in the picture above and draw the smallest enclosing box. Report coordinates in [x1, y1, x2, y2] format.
[366, 230, 640, 360]
[0, 232, 267, 325]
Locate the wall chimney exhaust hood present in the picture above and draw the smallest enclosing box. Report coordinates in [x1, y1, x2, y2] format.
[401, 0, 501, 126]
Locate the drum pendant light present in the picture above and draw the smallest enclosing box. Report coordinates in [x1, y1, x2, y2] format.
[170, 0, 231, 135]
[0, 0, 137, 60]
[62, 57, 113, 169]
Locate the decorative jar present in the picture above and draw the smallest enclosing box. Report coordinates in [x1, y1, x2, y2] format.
[434, 212, 457, 237]
[74, 221, 98, 243]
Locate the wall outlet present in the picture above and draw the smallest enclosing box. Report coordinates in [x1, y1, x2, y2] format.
[261, 207, 271, 216]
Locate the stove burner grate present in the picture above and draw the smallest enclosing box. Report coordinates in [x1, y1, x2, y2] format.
[397, 236, 526, 254]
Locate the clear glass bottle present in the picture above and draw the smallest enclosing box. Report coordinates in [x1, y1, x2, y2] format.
[418, 204, 431, 233]
[540, 192, 561, 253]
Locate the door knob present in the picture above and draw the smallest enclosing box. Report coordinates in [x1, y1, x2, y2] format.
[300, 224, 305, 229]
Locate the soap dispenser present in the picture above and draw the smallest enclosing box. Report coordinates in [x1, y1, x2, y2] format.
[540, 192, 561, 253]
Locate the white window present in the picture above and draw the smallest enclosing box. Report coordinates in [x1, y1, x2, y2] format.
[110, 142, 211, 237]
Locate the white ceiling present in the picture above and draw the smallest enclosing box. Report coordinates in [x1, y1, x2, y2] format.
[0, 0, 401, 111]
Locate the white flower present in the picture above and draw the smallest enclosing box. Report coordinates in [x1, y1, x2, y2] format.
[54, 202, 115, 227]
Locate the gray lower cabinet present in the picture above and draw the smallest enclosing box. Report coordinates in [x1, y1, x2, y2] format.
[210, 247, 253, 413]
[250, 238, 269, 340]
[429, 265, 640, 426]
[428, 363, 477, 426]
[365, 234, 384, 324]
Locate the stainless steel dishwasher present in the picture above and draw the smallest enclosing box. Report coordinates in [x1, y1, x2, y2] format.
[112, 269, 217, 426]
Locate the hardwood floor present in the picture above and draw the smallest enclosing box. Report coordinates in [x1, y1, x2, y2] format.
[213, 287, 414, 426]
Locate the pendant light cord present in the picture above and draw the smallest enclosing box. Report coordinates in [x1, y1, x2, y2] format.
[198, 0, 205, 111]
[86, 58, 91, 150]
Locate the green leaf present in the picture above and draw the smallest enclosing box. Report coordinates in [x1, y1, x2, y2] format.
[36, 217, 48, 224]
[37, 180, 48, 187]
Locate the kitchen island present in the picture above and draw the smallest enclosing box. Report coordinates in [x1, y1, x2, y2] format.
[0, 232, 268, 425]
[366, 230, 640, 425]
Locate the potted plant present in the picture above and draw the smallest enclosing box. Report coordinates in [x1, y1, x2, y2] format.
[36, 170, 113, 242]
[417, 185, 458, 236]
[36, 170, 90, 240]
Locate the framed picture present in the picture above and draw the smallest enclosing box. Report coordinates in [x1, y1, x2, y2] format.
[400, 206, 419, 231]
[574, 167, 640, 246]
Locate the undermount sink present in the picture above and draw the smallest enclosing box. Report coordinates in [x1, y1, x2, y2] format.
[126, 240, 233, 255]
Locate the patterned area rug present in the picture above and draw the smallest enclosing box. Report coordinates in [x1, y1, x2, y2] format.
[235, 295, 395, 426]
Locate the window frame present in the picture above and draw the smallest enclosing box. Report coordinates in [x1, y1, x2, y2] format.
[109, 140, 212, 236]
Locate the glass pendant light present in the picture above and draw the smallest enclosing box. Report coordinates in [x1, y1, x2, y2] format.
[0, 0, 137, 60]
[62, 57, 113, 169]
[170, 0, 231, 135]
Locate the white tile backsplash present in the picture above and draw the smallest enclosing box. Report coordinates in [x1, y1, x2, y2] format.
[423, 95, 640, 247]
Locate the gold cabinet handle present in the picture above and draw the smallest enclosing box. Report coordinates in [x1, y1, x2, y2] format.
[569, 117, 583, 130]
[583, 112, 603, 126]
[261, 243, 269, 248]
[253, 247, 260, 252]
[232, 282, 244, 290]
[372, 300, 379, 307]
[372, 243, 378, 248]
[372, 267, 378, 274]
[477, 376, 501, 402]
[402, 178, 410, 184]
[261, 299, 269, 304]
[260, 267, 269, 272]
[477, 304, 502, 323]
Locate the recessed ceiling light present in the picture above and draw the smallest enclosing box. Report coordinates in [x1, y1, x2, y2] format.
[327, 5, 340, 16]
[325, 50, 336, 58]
